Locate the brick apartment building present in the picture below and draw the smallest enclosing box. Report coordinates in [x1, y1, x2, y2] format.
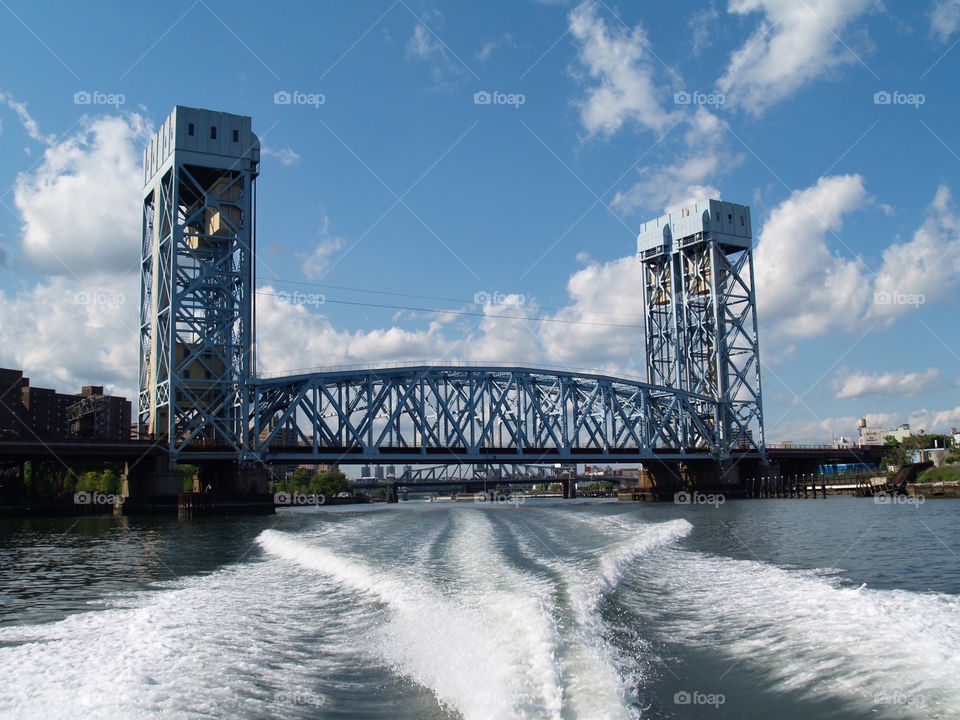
[0, 367, 132, 440]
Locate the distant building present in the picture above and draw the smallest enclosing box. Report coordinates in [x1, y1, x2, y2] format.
[67, 386, 132, 440]
[912, 448, 949, 466]
[21, 380, 78, 438]
[0, 368, 25, 436]
[886, 424, 914, 443]
[857, 418, 885, 447]
[375, 466, 385, 481]
[0, 367, 132, 440]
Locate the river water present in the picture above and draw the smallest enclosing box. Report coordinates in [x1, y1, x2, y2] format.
[1, 497, 958, 719]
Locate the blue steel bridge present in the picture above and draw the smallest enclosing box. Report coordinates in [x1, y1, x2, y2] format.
[134, 106, 767, 495]
[250, 362, 733, 464]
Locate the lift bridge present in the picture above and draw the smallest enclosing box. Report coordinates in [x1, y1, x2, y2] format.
[138, 107, 765, 480]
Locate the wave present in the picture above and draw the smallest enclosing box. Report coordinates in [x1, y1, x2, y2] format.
[624, 548, 960, 718]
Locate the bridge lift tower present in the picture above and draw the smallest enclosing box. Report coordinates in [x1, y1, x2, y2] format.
[138, 107, 259, 462]
[638, 200, 765, 460]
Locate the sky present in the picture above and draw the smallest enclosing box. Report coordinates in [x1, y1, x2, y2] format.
[0, 0, 958, 444]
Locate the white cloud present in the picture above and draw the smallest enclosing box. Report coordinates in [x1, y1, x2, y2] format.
[834, 367, 941, 399]
[0, 274, 139, 398]
[567, 5, 732, 215]
[0, 91, 54, 145]
[689, 3, 721, 57]
[260, 145, 300, 166]
[755, 177, 960, 339]
[932, 0, 960, 41]
[476, 33, 516, 62]
[252, 250, 649, 379]
[719, 0, 873, 113]
[405, 15, 464, 90]
[537, 255, 646, 371]
[407, 24, 441, 60]
[254, 285, 462, 372]
[14, 113, 152, 276]
[769, 406, 960, 444]
[568, 1, 675, 137]
[754, 174, 871, 338]
[871, 185, 960, 318]
[302, 217, 345, 280]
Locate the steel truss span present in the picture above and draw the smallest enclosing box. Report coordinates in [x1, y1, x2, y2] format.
[248, 365, 734, 464]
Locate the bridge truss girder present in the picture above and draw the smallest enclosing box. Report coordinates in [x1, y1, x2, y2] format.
[244, 366, 726, 464]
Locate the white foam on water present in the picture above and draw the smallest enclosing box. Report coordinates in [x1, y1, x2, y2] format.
[445, 511, 564, 718]
[628, 549, 960, 718]
[504, 513, 694, 719]
[0, 556, 366, 720]
[259, 526, 566, 719]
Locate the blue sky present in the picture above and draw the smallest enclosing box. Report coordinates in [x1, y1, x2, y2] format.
[0, 0, 958, 443]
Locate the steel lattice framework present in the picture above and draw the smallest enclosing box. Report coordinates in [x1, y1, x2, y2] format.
[639, 200, 765, 459]
[139, 107, 259, 460]
[249, 364, 724, 463]
[137, 107, 765, 468]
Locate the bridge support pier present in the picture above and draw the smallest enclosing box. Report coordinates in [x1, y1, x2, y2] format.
[562, 478, 577, 499]
[386, 483, 399, 504]
[122, 459, 272, 516]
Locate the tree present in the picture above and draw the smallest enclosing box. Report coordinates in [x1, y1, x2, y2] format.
[881, 436, 908, 472]
[288, 468, 313, 493]
[312, 469, 350, 496]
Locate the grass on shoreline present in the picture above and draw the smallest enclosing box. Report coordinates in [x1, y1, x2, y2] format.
[918, 465, 960, 483]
